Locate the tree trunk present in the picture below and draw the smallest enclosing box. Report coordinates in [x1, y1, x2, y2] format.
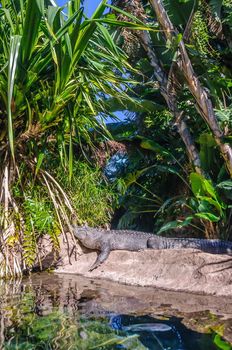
[112, 0, 203, 174]
[149, 0, 232, 177]
[138, 30, 203, 174]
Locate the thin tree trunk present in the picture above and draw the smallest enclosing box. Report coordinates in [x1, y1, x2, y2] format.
[137, 30, 203, 174]
[112, 0, 203, 174]
[149, 0, 232, 177]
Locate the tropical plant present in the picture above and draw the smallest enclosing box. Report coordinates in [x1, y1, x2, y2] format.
[0, 0, 146, 277]
[55, 161, 117, 227]
[108, 0, 232, 238]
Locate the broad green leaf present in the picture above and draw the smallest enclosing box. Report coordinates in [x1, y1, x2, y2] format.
[140, 138, 172, 158]
[217, 180, 232, 200]
[198, 134, 217, 171]
[190, 173, 226, 213]
[217, 180, 232, 190]
[190, 172, 205, 196]
[213, 334, 232, 350]
[197, 196, 225, 215]
[198, 198, 213, 213]
[195, 212, 220, 222]
[203, 178, 219, 201]
[157, 217, 193, 234]
[198, 133, 217, 147]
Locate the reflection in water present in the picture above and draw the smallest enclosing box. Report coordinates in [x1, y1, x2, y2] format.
[0, 273, 231, 349]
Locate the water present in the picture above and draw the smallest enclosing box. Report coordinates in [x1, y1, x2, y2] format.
[0, 272, 231, 349]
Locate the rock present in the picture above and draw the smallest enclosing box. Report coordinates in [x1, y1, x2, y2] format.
[47, 232, 232, 297]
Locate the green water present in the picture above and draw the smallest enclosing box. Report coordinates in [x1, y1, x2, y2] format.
[0, 273, 231, 350]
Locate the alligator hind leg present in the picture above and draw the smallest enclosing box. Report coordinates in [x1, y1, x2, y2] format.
[89, 245, 111, 271]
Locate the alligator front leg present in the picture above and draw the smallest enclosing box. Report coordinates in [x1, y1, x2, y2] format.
[89, 244, 111, 271]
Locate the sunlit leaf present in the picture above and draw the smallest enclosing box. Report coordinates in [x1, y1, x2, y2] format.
[157, 217, 193, 234]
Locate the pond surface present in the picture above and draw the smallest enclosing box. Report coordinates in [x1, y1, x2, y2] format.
[0, 272, 231, 350]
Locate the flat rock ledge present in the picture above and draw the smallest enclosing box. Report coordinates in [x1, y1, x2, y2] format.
[42, 233, 232, 296]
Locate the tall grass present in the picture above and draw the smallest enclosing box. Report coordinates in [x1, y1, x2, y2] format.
[56, 161, 117, 227]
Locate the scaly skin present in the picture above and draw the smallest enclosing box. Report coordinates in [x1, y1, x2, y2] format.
[72, 226, 232, 271]
[147, 236, 232, 254]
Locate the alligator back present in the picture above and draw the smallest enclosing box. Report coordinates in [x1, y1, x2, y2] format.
[72, 226, 153, 251]
[107, 230, 153, 251]
[148, 236, 232, 254]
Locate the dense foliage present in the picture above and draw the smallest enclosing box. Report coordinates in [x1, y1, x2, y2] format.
[0, 0, 142, 276]
[107, 0, 232, 239]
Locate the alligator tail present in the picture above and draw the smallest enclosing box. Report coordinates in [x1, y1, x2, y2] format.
[148, 237, 232, 255]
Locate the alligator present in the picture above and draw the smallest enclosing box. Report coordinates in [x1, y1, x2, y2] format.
[72, 225, 232, 271]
